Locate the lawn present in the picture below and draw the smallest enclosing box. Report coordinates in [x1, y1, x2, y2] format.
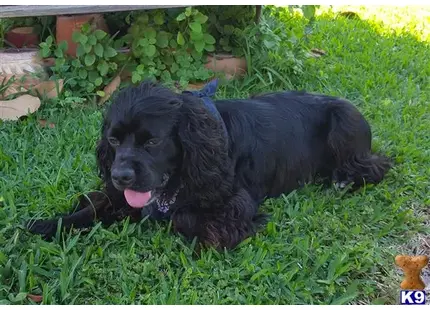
[0, 6, 429, 305]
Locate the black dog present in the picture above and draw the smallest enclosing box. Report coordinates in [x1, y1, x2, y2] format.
[28, 81, 391, 249]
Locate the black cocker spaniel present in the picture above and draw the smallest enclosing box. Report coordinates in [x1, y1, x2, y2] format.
[28, 80, 391, 250]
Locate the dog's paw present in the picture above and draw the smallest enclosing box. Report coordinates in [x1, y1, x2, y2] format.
[26, 219, 57, 240]
[334, 181, 348, 189]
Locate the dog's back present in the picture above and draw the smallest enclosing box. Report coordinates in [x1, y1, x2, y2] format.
[215, 91, 391, 200]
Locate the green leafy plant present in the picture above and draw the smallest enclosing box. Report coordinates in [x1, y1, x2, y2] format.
[198, 5, 256, 56]
[124, 7, 215, 88]
[240, 6, 310, 87]
[71, 24, 119, 94]
[34, 5, 317, 98]
[39, 23, 122, 99]
[199, 5, 318, 56]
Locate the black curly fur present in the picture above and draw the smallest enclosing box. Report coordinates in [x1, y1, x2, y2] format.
[27, 82, 391, 250]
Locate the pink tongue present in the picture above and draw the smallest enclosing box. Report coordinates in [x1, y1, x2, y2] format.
[124, 189, 152, 208]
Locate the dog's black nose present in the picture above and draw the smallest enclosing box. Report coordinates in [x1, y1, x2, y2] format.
[111, 168, 135, 187]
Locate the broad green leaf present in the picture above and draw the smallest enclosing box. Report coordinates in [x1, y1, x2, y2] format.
[194, 13, 208, 24]
[144, 45, 156, 57]
[45, 35, 53, 46]
[96, 90, 105, 97]
[94, 77, 103, 86]
[169, 39, 178, 49]
[72, 59, 81, 67]
[141, 57, 155, 66]
[190, 30, 204, 41]
[156, 31, 169, 48]
[97, 61, 109, 76]
[144, 27, 156, 39]
[104, 47, 118, 58]
[88, 71, 99, 83]
[203, 33, 216, 44]
[176, 12, 186, 21]
[94, 29, 107, 40]
[204, 44, 215, 52]
[54, 48, 63, 58]
[138, 38, 148, 47]
[154, 12, 165, 25]
[194, 40, 205, 53]
[160, 70, 172, 82]
[86, 82, 95, 92]
[76, 45, 85, 57]
[41, 47, 50, 58]
[72, 31, 82, 43]
[79, 69, 87, 79]
[132, 71, 141, 83]
[171, 62, 179, 73]
[162, 54, 174, 65]
[137, 14, 149, 24]
[189, 22, 202, 34]
[191, 50, 201, 60]
[84, 54, 96, 66]
[177, 32, 185, 46]
[94, 43, 104, 57]
[79, 34, 88, 45]
[83, 43, 92, 53]
[88, 34, 97, 46]
[136, 64, 145, 73]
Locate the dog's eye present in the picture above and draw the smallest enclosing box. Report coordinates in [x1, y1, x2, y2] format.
[145, 138, 161, 146]
[108, 137, 120, 146]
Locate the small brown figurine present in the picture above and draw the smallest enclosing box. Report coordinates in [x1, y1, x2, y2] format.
[395, 255, 429, 290]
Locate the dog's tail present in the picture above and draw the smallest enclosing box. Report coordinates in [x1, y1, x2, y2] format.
[327, 100, 392, 188]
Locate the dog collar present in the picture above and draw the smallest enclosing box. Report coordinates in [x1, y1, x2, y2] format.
[156, 187, 180, 213]
[182, 79, 228, 140]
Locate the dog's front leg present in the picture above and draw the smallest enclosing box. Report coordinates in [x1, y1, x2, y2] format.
[172, 188, 264, 250]
[27, 190, 140, 240]
[27, 203, 96, 240]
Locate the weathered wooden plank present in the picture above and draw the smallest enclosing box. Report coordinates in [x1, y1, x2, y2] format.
[0, 5, 186, 18]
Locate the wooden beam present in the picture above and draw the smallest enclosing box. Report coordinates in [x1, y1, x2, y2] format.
[0, 5, 186, 18]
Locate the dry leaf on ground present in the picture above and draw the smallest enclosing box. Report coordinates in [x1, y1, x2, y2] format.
[0, 94, 41, 121]
[27, 294, 43, 303]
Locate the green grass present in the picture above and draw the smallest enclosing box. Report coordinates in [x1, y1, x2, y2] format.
[1, 6, 429, 305]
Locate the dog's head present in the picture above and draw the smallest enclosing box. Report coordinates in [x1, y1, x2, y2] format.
[96, 81, 231, 209]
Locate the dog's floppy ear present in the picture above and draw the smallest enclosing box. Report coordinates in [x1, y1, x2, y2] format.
[177, 96, 232, 205]
[96, 117, 115, 181]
